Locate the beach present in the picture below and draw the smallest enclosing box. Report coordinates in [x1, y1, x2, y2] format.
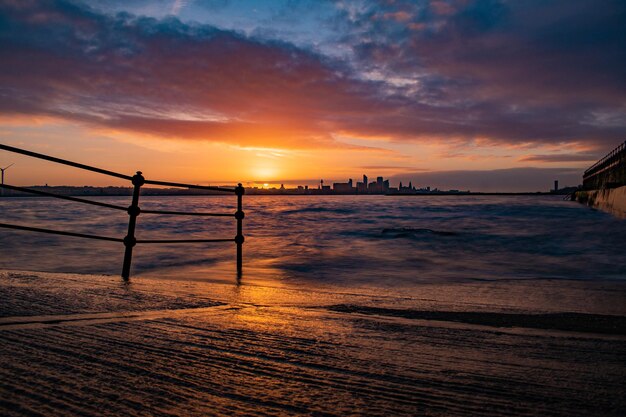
[1, 269, 625, 416]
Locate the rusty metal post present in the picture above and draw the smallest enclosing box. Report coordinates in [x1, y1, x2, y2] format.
[121, 171, 144, 280]
[234, 183, 245, 277]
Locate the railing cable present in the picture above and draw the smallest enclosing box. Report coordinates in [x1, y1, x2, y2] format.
[0, 143, 246, 280]
[141, 209, 234, 217]
[582, 140, 626, 189]
[0, 223, 124, 243]
[143, 178, 235, 193]
[1, 184, 235, 216]
[0, 184, 128, 211]
[0, 144, 132, 180]
[136, 238, 235, 244]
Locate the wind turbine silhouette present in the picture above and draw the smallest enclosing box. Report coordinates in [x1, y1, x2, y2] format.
[1, 163, 14, 196]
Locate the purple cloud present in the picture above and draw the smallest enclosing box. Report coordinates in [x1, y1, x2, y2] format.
[0, 0, 624, 151]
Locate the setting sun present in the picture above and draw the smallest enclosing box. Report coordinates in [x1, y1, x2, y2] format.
[251, 165, 279, 181]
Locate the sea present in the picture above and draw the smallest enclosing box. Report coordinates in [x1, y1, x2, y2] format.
[1, 194, 625, 312]
[1, 194, 624, 281]
[1, 195, 626, 416]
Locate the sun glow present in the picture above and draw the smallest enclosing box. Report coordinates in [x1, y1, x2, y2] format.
[252, 165, 279, 180]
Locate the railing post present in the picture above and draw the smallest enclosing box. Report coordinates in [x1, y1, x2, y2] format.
[234, 183, 245, 277]
[121, 171, 144, 281]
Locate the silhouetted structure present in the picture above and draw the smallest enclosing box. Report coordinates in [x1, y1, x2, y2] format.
[0, 143, 245, 280]
[322, 174, 471, 195]
[333, 178, 355, 193]
[0, 163, 13, 197]
[583, 140, 626, 189]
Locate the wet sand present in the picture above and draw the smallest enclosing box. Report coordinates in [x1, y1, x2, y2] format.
[1, 270, 625, 416]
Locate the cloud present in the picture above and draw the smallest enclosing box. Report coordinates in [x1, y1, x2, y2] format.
[339, 0, 626, 146]
[275, 166, 586, 191]
[346, 0, 626, 101]
[0, 0, 624, 152]
[358, 165, 429, 171]
[170, 0, 187, 15]
[0, 0, 380, 148]
[519, 153, 600, 163]
[389, 167, 583, 192]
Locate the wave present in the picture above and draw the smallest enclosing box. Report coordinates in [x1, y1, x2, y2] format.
[381, 227, 459, 237]
[326, 304, 626, 335]
[280, 207, 358, 215]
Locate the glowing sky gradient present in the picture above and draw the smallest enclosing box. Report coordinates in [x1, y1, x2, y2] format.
[0, 0, 624, 191]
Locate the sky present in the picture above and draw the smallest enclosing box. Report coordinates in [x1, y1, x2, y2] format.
[0, 0, 624, 191]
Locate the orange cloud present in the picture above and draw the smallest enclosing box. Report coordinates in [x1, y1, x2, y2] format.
[1, 0, 623, 155]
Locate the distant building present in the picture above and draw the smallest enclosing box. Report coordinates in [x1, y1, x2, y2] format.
[333, 178, 356, 193]
[333, 183, 354, 193]
[398, 181, 414, 193]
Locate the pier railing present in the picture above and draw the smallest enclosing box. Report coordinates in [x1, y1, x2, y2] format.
[0, 143, 244, 280]
[583, 140, 626, 190]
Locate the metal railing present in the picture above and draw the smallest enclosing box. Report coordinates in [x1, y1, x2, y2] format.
[0, 143, 245, 280]
[583, 140, 626, 190]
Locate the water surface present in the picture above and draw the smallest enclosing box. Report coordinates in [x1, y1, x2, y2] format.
[1, 194, 625, 312]
[1, 196, 626, 416]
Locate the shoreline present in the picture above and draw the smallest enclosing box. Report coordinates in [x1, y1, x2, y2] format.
[1, 188, 573, 197]
[3, 269, 625, 327]
[1, 269, 625, 416]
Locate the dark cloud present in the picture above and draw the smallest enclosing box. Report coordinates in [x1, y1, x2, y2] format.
[341, 0, 626, 146]
[389, 167, 582, 192]
[347, 0, 626, 102]
[358, 165, 429, 171]
[519, 153, 600, 163]
[0, 0, 623, 150]
[0, 0, 377, 147]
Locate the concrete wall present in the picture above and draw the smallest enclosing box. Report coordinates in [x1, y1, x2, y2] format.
[575, 186, 626, 219]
